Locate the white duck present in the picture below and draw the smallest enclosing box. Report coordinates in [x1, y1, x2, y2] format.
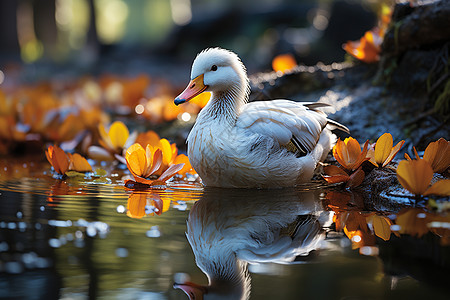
[174, 188, 332, 300]
[175, 47, 347, 188]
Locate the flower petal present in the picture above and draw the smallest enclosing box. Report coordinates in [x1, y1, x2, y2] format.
[423, 179, 450, 196]
[87, 145, 114, 161]
[158, 163, 185, 182]
[371, 215, 392, 241]
[126, 146, 147, 177]
[367, 147, 378, 167]
[345, 137, 362, 164]
[324, 165, 349, 176]
[374, 133, 393, 166]
[98, 124, 114, 150]
[173, 154, 195, 175]
[108, 121, 129, 150]
[333, 139, 349, 168]
[396, 159, 433, 195]
[126, 192, 147, 219]
[69, 153, 92, 172]
[349, 140, 369, 171]
[346, 168, 365, 188]
[53, 145, 69, 175]
[159, 138, 173, 166]
[322, 174, 349, 184]
[45, 146, 54, 166]
[126, 143, 144, 160]
[382, 140, 405, 167]
[423, 138, 450, 173]
[146, 149, 163, 177]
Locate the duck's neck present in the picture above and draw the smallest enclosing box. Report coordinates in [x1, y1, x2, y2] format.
[206, 258, 251, 299]
[202, 79, 249, 127]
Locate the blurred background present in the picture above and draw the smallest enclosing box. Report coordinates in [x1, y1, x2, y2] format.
[0, 0, 386, 81]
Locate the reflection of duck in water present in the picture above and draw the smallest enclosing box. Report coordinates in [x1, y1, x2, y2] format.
[174, 188, 331, 299]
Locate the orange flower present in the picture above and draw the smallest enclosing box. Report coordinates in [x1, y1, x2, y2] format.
[136, 131, 196, 176]
[343, 6, 390, 64]
[173, 154, 196, 176]
[126, 192, 170, 218]
[367, 133, 405, 167]
[272, 54, 297, 73]
[125, 143, 184, 187]
[45, 145, 92, 175]
[423, 138, 450, 173]
[322, 165, 364, 188]
[45, 145, 70, 175]
[343, 29, 383, 63]
[333, 137, 369, 171]
[396, 159, 450, 196]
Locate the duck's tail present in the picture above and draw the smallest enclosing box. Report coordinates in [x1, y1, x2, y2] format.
[303, 102, 350, 134]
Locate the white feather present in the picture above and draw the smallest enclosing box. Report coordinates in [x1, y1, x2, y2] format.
[183, 48, 338, 188]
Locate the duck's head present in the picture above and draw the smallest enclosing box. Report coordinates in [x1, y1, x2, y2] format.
[174, 48, 249, 106]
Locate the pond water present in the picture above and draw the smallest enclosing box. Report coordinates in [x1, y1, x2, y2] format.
[0, 156, 449, 300]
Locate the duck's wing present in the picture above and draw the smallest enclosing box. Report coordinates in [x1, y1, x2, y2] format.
[236, 100, 329, 156]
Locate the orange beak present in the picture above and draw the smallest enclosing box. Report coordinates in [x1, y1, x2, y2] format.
[174, 74, 208, 106]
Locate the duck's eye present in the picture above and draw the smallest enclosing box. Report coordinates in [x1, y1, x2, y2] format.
[211, 65, 218, 71]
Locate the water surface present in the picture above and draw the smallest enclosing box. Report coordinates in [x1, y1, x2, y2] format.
[0, 157, 448, 299]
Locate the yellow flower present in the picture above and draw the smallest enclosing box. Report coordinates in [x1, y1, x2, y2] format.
[423, 138, 450, 174]
[125, 143, 184, 187]
[367, 133, 405, 167]
[99, 121, 135, 152]
[88, 121, 136, 161]
[333, 137, 369, 171]
[396, 159, 450, 196]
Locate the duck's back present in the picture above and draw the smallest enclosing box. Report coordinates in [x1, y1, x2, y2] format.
[187, 100, 334, 188]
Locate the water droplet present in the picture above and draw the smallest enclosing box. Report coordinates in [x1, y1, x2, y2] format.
[0, 241, 9, 252]
[146, 226, 161, 238]
[7, 222, 17, 230]
[351, 235, 362, 243]
[59, 235, 67, 245]
[145, 205, 157, 214]
[40, 206, 45, 211]
[66, 233, 74, 241]
[49, 238, 61, 248]
[417, 213, 426, 219]
[390, 224, 401, 231]
[75, 230, 83, 239]
[116, 205, 126, 213]
[359, 246, 379, 256]
[173, 200, 187, 211]
[86, 225, 97, 237]
[74, 239, 85, 248]
[5, 261, 24, 274]
[22, 252, 37, 267]
[35, 257, 51, 268]
[115, 247, 129, 258]
[174, 272, 190, 284]
[16, 211, 23, 219]
[18, 222, 27, 231]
